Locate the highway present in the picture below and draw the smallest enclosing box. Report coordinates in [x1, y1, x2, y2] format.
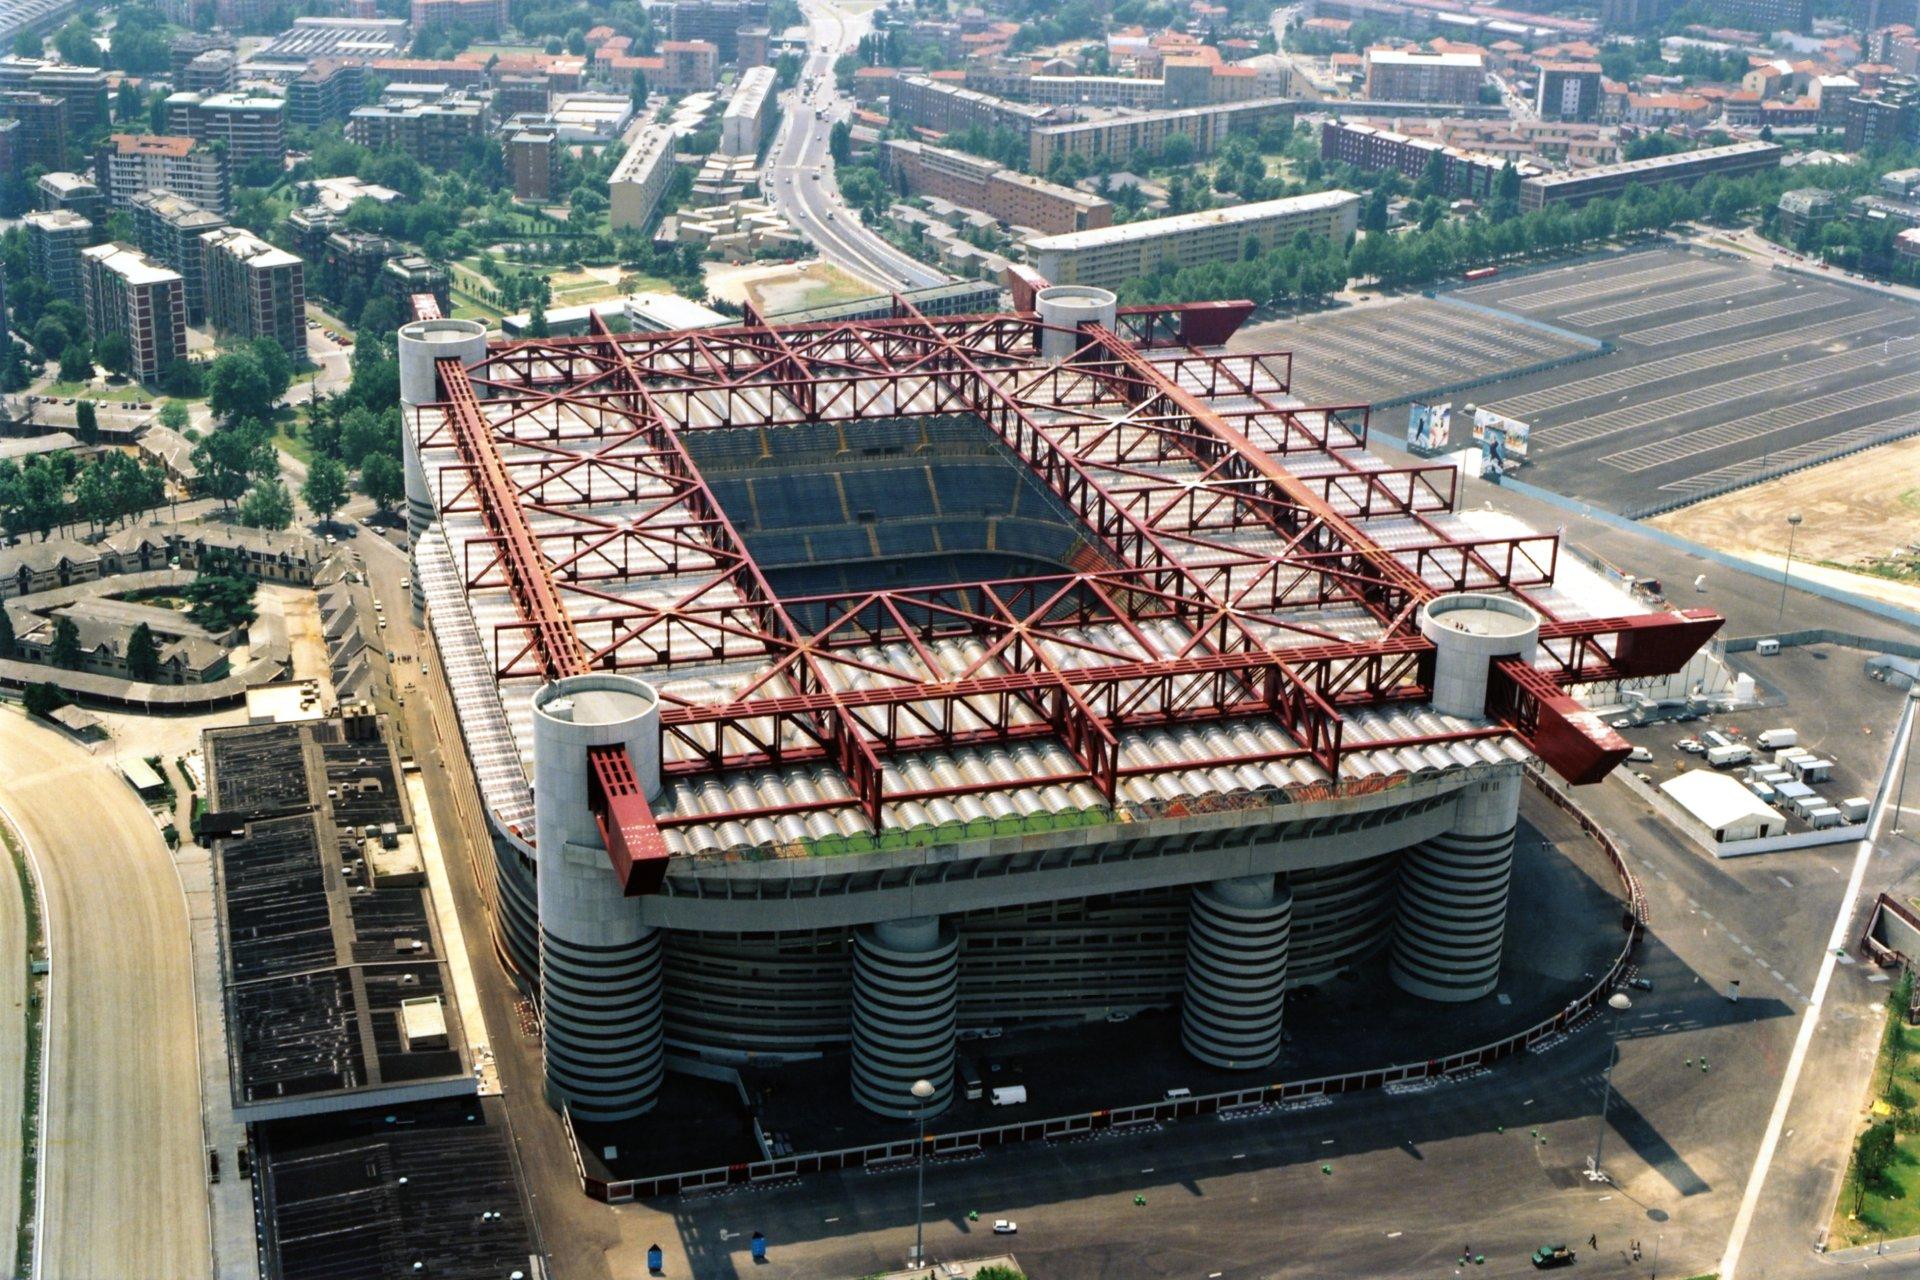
[0, 710, 209, 1280]
[764, 0, 949, 293]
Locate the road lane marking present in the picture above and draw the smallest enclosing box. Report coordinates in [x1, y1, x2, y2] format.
[1719, 691, 1915, 1280]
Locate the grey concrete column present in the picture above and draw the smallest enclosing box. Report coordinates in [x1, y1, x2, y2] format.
[398, 317, 487, 613]
[1180, 874, 1292, 1070]
[850, 916, 958, 1119]
[1418, 593, 1540, 720]
[1390, 768, 1521, 1003]
[532, 674, 667, 1121]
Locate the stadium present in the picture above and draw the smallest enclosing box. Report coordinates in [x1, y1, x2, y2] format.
[397, 279, 1721, 1130]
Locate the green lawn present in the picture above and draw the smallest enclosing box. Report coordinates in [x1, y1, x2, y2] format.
[36, 379, 150, 403]
[1833, 983, 1920, 1247]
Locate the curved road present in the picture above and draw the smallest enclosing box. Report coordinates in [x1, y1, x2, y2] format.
[0, 711, 208, 1280]
[765, 0, 950, 292]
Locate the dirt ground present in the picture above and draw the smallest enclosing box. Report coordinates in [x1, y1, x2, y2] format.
[1651, 434, 1920, 613]
[703, 259, 874, 314]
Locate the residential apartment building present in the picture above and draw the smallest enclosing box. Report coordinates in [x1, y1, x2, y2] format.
[347, 95, 484, 168]
[506, 123, 560, 201]
[129, 190, 227, 324]
[1845, 79, 1920, 150]
[24, 209, 91, 306]
[667, 0, 768, 62]
[1363, 49, 1486, 105]
[891, 75, 1058, 140]
[1535, 62, 1602, 121]
[35, 171, 102, 224]
[287, 60, 367, 129]
[1706, 0, 1812, 29]
[96, 134, 229, 213]
[1623, 92, 1714, 127]
[179, 48, 237, 95]
[720, 65, 776, 156]
[0, 59, 108, 140]
[80, 242, 188, 385]
[166, 92, 287, 169]
[202, 227, 307, 362]
[880, 138, 1112, 235]
[0, 91, 67, 169]
[609, 123, 677, 231]
[1026, 99, 1291, 172]
[381, 254, 448, 315]
[1029, 190, 1361, 290]
[409, 0, 507, 34]
[1518, 140, 1783, 209]
[659, 40, 719, 92]
[1319, 120, 1537, 200]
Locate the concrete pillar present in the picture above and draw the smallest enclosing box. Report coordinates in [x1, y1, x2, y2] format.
[850, 916, 958, 1119]
[1180, 874, 1292, 1070]
[1418, 593, 1540, 720]
[531, 674, 666, 1121]
[398, 317, 488, 613]
[1036, 285, 1117, 363]
[1390, 768, 1521, 1003]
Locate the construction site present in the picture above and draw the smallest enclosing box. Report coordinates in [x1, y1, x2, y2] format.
[395, 274, 1724, 1190]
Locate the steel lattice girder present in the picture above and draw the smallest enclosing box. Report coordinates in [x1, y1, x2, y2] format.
[417, 303, 1725, 854]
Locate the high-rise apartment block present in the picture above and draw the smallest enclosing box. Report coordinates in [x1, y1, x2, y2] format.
[25, 209, 92, 307]
[166, 92, 287, 169]
[202, 227, 307, 362]
[80, 242, 188, 385]
[129, 190, 227, 324]
[97, 134, 229, 213]
[1362, 49, 1486, 104]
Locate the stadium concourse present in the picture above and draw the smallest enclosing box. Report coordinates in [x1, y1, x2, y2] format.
[394, 271, 1722, 1168]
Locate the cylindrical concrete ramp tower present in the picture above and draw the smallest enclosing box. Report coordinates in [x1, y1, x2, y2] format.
[1036, 285, 1117, 363]
[850, 917, 959, 1119]
[532, 674, 666, 1121]
[398, 317, 488, 612]
[1391, 594, 1538, 1004]
[1391, 768, 1522, 1002]
[1180, 875, 1292, 1070]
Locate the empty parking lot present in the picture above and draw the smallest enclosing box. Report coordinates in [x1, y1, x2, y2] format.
[1458, 247, 1920, 514]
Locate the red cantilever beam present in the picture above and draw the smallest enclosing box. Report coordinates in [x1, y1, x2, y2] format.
[438, 356, 671, 895]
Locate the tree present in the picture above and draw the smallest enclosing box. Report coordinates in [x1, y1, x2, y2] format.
[339, 406, 392, 468]
[57, 341, 91, 385]
[1159, 133, 1195, 168]
[52, 19, 99, 67]
[302, 454, 349, 527]
[22, 682, 67, 719]
[95, 332, 133, 380]
[184, 560, 258, 630]
[629, 69, 650, 108]
[829, 119, 853, 166]
[31, 316, 69, 361]
[160, 360, 204, 398]
[11, 30, 42, 57]
[192, 421, 274, 513]
[237, 475, 294, 530]
[0, 605, 12, 658]
[158, 399, 191, 432]
[50, 616, 82, 669]
[124, 621, 160, 681]
[74, 399, 97, 445]
[359, 452, 404, 512]
[206, 350, 271, 425]
[528, 298, 550, 338]
[250, 337, 295, 402]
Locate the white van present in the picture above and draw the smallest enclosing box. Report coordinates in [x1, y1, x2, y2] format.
[1164, 1087, 1192, 1100]
[1626, 747, 1654, 763]
[989, 1085, 1027, 1107]
[1756, 728, 1798, 751]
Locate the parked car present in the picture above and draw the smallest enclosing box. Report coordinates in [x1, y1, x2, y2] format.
[993, 1220, 1018, 1235]
[1677, 739, 1705, 754]
[1531, 1244, 1575, 1269]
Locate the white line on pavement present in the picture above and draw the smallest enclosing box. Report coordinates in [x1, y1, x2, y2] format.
[1718, 692, 1917, 1280]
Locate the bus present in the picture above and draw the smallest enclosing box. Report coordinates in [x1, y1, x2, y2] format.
[959, 1058, 983, 1101]
[1463, 266, 1500, 281]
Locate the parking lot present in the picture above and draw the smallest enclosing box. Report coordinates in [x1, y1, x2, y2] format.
[1456, 247, 1920, 515]
[1237, 295, 1593, 407]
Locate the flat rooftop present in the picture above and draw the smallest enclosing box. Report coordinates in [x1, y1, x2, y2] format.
[1029, 190, 1362, 253]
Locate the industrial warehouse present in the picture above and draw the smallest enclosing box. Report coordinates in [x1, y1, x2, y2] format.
[395, 279, 1722, 1169]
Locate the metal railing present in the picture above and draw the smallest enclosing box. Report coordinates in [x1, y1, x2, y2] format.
[569, 766, 1646, 1202]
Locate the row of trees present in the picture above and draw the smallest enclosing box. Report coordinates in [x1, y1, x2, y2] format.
[0, 449, 170, 544]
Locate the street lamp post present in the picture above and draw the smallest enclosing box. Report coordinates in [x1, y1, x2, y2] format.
[1775, 512, 1803, 632]
[1586, 991, 1634, 1184]
[910, 1077, 935, 1270]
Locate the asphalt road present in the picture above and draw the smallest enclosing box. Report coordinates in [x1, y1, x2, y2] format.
[763, 0, 949, 293]
[0, 711, 209, 1280]
[0, 795, 25, 1264]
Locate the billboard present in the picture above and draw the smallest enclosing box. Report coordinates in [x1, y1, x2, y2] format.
[1408, 401, 1452, 452]
[1470, 405, 1531, 466]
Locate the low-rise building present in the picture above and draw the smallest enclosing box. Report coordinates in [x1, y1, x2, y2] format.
[1030, 190, 1362, 290]
[1319, 120, 1537, 200]
[1027, 98, 1291, 172]
[1775, 186, 1838, 238]
[80, 242, 188, 386]
[1517, 140, 1783, 210]
[202, 227, 307, 363]
[881, 138, 1111, 235]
